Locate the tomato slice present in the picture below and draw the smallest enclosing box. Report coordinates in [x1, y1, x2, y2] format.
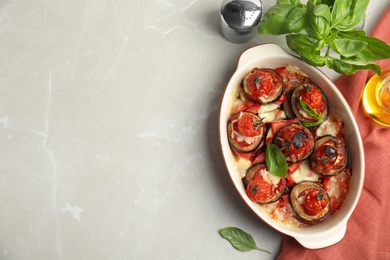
[301, 85, 326, 110]
[243, 68, 283, 104]
[237, 113, 263, 137]
[247, 175, 273, 203]
[302, 188, 329, 216]
[311, 136, 347, 175]
[227, 112, 265, 153]
[273, 124, 314, 162]
[244, 164, 286, 204]
[314, 144, 338, 167]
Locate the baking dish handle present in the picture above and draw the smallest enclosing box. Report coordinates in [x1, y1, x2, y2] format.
[294, 224, 347, 249]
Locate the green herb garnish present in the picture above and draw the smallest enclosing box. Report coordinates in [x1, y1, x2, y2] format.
[265, 144, 288, 178]
[254, 77, 261, 89]
[299, 97, 324, 127]
[317, 191, 324, 201]
[219, 227, 272, 254]
[258, 0, 390, 75]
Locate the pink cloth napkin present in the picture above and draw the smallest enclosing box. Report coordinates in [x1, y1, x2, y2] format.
[278, 6, 390, 260]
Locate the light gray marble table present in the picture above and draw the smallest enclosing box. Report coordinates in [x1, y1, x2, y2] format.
[0, 0, 388, 259]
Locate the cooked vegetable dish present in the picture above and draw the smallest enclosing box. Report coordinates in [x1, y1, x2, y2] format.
[227, 65, 351, 227]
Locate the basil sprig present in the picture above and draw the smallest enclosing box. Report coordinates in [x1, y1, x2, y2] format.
[299, 97, 324, 127]
[258, 0, 390, 75]
[219, 227, 272, 254]
[265, 144, 288, 178]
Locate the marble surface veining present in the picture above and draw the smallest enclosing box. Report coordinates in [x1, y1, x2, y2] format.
[0, 0, 388, 259]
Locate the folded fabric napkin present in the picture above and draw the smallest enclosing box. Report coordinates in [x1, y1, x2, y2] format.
[278, 6, 390, 260]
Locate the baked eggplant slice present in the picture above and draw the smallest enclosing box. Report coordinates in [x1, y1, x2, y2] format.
[243, 163, 286, 204]
[276, 65, 311, 119]
[227, 112, 265, 153]
[282, 90, 296, 119]
[275, 65, 311, 93]
[290, 181, 330, 224]
[242, 68, 284, 104]
[291, 83, 328, 124]
[273, 123, 314, 162]
[310, 135, 348, 176]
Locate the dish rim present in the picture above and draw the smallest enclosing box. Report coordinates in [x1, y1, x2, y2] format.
[218, 43, 365, 249]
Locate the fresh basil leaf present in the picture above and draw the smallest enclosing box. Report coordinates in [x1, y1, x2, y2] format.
[336, 29, 366, 38]
[331, 0, 354, 28]
[326, 58, 381, 75]
[285, 7, 307, 33]
[321, 0, 335, 5]
[339, 31, 390, 61]
[306, 1, 330, 39]
[265, 144, 288, 178]
[299, 98, 319, 118]
[286, 34, 326, 66]
[337, 29, 366, 38]
[277, 0, 293, 4]
[257, 0, 385, 75]
[286, 34, 314, 52]
[219, 227, 272, 254]
[302, 120, 323, 127]
[297, 49, 327, 66]
[313, 4, 331, 21]
[299, 97, 324, 127]
[258, 5, 295, 35]
[310, 0, 323, 5]
[277, 0, 302, 6]
[332, 38, 367, 57]
[331, 0, 369, 31]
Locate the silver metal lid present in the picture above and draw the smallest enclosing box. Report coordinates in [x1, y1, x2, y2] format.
[220, 0, 263, 43]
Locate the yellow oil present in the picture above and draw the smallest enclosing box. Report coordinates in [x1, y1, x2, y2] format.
[362, 69, 390, 127]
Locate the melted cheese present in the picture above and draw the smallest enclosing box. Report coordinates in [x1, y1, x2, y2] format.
[233, 130, 258, 144]
[316, 114, 343, 137]
[290, 160, 321, 184]
[260, 168, 281, 188]
[234, 157, 251, 178]
[297, 193, 305, 205]
[259, 102, 280, 113]
[258, 108, 287, 123]
[230, 112, 261, 145]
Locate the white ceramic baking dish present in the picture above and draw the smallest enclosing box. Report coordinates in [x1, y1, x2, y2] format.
[218, 43, 365, 249]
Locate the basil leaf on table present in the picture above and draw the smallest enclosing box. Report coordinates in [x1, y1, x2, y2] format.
[219, 227, 272, 254]
[265, 144, 288, 178]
